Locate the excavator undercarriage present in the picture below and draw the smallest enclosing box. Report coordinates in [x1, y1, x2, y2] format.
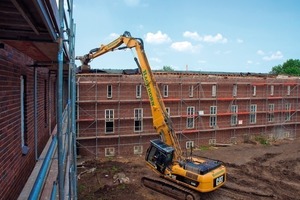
[142, 176, 201, 200]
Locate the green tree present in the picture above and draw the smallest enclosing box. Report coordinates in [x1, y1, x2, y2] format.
[270, 59, 300, 76]
[162, 65, 174, 71]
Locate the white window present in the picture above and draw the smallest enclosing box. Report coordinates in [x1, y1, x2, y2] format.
[134, 108, 143, 132]
[268, 113, 274, 122]
[269, 104, 275, 111]
[136, 84, 142, 98]
[287, 85, 291, 96]
[285, 103, 291, 111]
[107, 85, 112, 98]
[163, 85, 168, 97]
[252, 85, 256, 96]
[250, 104, 257, 112]
[270, 85, 274, 96]
[189, 85, 194, 97]
[134, 145, 143, 154]
[231, 105, 238, 126]
[231, 115, 238, 126]
[285, 103, 291, 121]
[186, 106, 195, 129]
[210, 116, 217, 127]
[212, 84, 217, 97]
[209, 139, 216, 145]
[165, 107, 170, 117]
[231, 105, 238, 113]
[210, 106, 217, 115]
[249, 104, 257, 124]
[105, 109, 114, 133]
[186, 141, 194, 149]
[233, 84, 237, 97]
[210, 106, 217, 127]
[105, 147, 115, 157]
[267, 104, 275, 122]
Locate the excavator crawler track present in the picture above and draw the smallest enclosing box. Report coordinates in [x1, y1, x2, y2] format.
[141, 176, 201, 200]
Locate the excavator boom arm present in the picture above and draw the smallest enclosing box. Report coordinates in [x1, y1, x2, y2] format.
[76, 31, 182, 160]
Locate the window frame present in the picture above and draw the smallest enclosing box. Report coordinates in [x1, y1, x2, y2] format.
[136, 84, 142, 98]
[186, 106, 195, 129]
[107, 85, 112, 98]
[134, 108, 143, 132]
[105, 109, 114, 133]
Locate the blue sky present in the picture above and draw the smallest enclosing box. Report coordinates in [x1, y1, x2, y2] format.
[73, 0, 300, 73]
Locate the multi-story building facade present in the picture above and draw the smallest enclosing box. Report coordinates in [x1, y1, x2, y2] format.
[76, 71, 300, 157]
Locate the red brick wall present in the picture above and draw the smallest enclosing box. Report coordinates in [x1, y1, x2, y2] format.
[0, 44, 57, 199]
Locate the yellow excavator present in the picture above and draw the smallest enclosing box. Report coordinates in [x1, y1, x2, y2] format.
[76, 31, 226, 200]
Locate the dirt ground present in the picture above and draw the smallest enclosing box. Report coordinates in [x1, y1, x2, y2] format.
[77, 137, 300, 200]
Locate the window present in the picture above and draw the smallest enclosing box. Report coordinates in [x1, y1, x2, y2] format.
[252, 85, 256, 96]
[209, 106, 217, 127]
[210, 116, 217, 127]
[285, 103, 291, 110]
[268, 104, 275, 122]
[287, 85, 291, 96]
[249, 104, 257, 124]
[136, 84, 142, 98]
[232, 84, 237, 97]
[231, 105, 238, 113]
[186, 106, 195, 129]
[105, 147, 115, 157]
[20, 75, 28, 155]
[134, 146, 143, 154]
[163, 85, 168, 97]
[209, 139, 216, 145]
[231, 105, 238, 126]
[212, 84, 217, 97]
[134, 108, 143, 132]
[231, 115, 238, 126]
[270, 85, 274, 96]
[165, 107, 170, 117]
[210, 106, 217, 115]
[269, 104, 275, 112]
[107, 85, 112, 98]
[285, 103, 291, 121]
[44, 80, 47, 127]
[105, 109, 114, 133]
[267, 113, 274, 122]
[189, 85, 194, 97]
[186, 141, 194, 149]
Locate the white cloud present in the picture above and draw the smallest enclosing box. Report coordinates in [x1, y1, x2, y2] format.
[237, 38, 244, 43]
[145, 31, 171, 44]
[257, 50, 265, 55]
[263, 51, 283, 61]
[149, 57, 161, 63]
[203, 33, 227, 43]
[183, 31, 228, 44]
[247, 60, 253, 64]
[183, 31, 202, 41]
[171, 41, 199, 52]
[108, 33, 120, 39]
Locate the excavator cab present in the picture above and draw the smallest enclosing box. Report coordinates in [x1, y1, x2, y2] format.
[145, 139, 174, 174]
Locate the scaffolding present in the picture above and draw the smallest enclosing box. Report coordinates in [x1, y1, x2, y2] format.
[76, 71, 300, 157]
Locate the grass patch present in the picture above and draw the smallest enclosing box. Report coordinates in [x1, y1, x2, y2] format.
[198, 145, 210, 151]
[255, 135, 270, 145]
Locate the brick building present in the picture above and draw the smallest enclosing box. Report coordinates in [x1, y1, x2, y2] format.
[76, 71, 300, 157]
[0, 43, 58, 199]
